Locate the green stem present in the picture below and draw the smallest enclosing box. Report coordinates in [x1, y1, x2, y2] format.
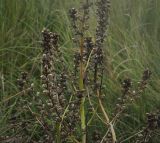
[80, 96, 86, 143]
[79, 36, 86, 143]
[56, 123, 61, 143]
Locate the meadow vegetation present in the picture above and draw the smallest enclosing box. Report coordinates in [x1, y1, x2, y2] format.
[0, 0, 160, 142]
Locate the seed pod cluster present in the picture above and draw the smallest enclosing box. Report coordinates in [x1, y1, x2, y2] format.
[17, 72, 28, 91]
[92, 130, 101, 143]
[138, 69, 152, 92]
[41, 28, 65, 116]
[114, 69, 152, 117]
[95, 0, 110, 47]
[135, 111, 160, 143]
[41, 28, 83, 142]
[91, 0, 110, 91]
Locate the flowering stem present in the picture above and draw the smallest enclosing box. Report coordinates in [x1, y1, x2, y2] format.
[56, 123, 61, 143]
[79, 36, 86, 143]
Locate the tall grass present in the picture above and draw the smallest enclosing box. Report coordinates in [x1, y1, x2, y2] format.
[0, 0, 160, 142]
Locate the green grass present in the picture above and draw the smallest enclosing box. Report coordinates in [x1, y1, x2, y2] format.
[0, 0, 160, 142]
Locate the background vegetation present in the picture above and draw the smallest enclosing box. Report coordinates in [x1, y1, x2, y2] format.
[0, 0, 160, 142]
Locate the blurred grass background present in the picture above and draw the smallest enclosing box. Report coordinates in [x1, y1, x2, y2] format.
[0, 0, 160, 142]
